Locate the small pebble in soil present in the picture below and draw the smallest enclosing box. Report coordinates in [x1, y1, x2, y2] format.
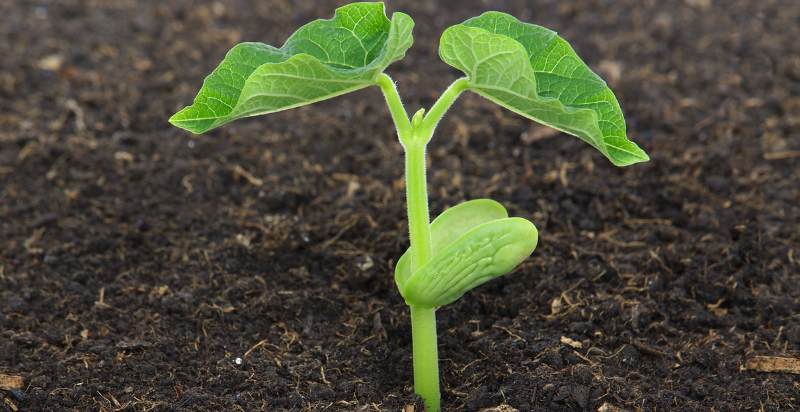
[234, 357, 243, 366]
[356, 255, 373, 271]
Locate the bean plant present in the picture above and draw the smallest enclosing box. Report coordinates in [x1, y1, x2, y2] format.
[169, 3, 649, 410]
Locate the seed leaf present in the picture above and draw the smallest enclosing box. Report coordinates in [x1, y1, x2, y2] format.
[400, 217, 538, 307]
[395, 199, 508, 291]
[395, 199, 537, 307]
[439, 12, 648, 166]
[170, 2, 414, 134]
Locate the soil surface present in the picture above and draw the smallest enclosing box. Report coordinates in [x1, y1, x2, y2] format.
[2, 0, 799, 411]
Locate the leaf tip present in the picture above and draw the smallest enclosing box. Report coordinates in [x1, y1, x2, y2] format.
[167, 111, 181, 127]
[608, 142, 651, 166]
[168, 107, 208, 135]
[168, 110, 188, 131]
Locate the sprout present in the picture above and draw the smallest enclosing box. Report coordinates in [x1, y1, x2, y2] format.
[169, 3, 648, 410]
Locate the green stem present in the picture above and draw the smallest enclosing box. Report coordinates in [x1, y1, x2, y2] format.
[410, 305, 440, 411]
[404, 128, 440, 412]
[404, 139, 433, 271]
[376, 74, 469, 412]
[376, 73, 412, 141]
[404, 135, 440, 412]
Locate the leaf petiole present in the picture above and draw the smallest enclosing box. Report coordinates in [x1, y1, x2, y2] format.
[376, 73, 412, 141]
[418, 77, 469, 142]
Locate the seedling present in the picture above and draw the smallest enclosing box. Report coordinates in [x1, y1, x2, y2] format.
[169, 3, 648, 410]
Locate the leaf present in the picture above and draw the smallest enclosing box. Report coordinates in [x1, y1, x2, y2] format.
[170, 2, 413, 134]
[439, 12, 649, 166]
[395, 199, 508, 291]
[400, 217, 538, 308]
[394, 199, 537, 307]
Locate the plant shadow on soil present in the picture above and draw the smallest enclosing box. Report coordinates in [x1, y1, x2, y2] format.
[1, 0, 799, 411]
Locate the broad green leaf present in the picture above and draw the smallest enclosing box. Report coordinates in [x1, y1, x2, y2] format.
[400, 217, 538, 308]
[395, 199, 508, 291]
[170, 2, 414, 134]
[439, 12, 649, 166]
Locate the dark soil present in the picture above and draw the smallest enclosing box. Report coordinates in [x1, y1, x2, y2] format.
[2, 0, 799, 410]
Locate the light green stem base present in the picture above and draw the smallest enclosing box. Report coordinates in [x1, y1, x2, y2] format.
[411, 305, 440, 411]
